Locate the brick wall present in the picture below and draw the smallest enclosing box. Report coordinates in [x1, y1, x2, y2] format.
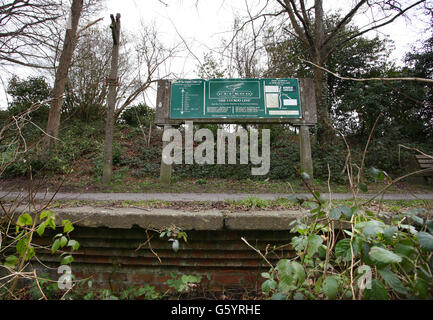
[32, 226, 295, 292]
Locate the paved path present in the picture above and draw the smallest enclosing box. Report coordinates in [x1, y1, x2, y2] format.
[1, 191, 433, 202]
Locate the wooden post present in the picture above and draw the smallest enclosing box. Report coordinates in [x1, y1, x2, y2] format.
[297, 78, 317, 179]
[156, 80, 173, 184]
[102, 13, 121, 185]
[299, 125, 314, 179]
[160, 125, 173, 184]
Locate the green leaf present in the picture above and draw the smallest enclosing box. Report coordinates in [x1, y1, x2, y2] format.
[378, 269, 408, 296]
[17, 213, 32, 227]
[51, 239, 60, 254]
[383, 226, 398, 242]
[62, 220, 74, 234]
[262, 279, 277, 294]
[61, 255, 74, 265]
[292, 236, 307, 252]
[270, 293, 287, 300]
[47, 218, 56, 230]
[40, 211, 54, 220]
[16, 237, 28, 258]
[410, 215, 424, 226]
[415, 278, 429, 299]
[307, 235, 323, 257]
[294, 292, 304, 300]
[323, 276, 339, 300]
[417, 232, 433, 251]
[426, 220, 433, 234]
[261, 272, 271, 279]
[36, 222, 47, 236]
[329, 207, 342, 220]
[335, 239, 358, 261]
[68, 240, 80, 251]
[361, 220, 385, 238]
[25, 246, 35, 261]
[364, 279, 389, 300]
[329, 205, 353, 220]
[278, 274, 295, 293]
[276, 260, 305, 292]
[4, 256, 18, 268]
[60, 236, 68, 248]
[369, 246, 402, 264]
[341, 206, 354, 219]
[290, 262, 306, 285]
[360, 242, 375, 266]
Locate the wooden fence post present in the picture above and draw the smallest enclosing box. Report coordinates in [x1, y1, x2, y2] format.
[160, 124, 173, 184]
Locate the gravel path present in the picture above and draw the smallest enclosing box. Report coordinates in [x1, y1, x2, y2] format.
[1, 191, 433, 202]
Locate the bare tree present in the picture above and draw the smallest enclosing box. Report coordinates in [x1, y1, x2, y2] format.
[44, 0, 84, 149]
[64, 27, 111, 121]
[102, 13, 121, 185]
[113, 22, 181, 119]
[0, 0, 63, 69]
[222, 0, 428, 142]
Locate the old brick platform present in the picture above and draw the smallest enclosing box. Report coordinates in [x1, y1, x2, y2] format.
[21, 207, 304, 291]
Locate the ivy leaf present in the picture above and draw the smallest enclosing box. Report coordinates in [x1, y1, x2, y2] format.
[417, 232, 433, 251]
[40, 211, 54, 220]
[323, 276, 339, 300]
[68, 240, 80, 251]
[25, 246, 35, 261]
[60, 236, 68, 248]
[62, 220, 74, 234]
[61, 255, 74, 265]
[16, 237, 28, 258]
[369, 246, 402, 264]
[36, 222, 47, 237]
[52, 239, 61, 254]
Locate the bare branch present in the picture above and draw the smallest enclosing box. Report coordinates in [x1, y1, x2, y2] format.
[299, 57, 433, 83]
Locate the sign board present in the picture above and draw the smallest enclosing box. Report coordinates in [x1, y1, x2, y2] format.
[169, 79, 302, 120]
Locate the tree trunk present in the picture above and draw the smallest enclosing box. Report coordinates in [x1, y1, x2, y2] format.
[44, 0, 83, 149]
[313, 61, 334, 144]
[102, 14, 121, 185]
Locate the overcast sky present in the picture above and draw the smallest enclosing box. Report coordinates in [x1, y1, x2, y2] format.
[1, 0, 430, 109]
[104, 0, 430, 65]
[102, 0, 430, 107]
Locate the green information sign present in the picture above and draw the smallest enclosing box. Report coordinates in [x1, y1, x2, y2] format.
[170, 79, 302, 119]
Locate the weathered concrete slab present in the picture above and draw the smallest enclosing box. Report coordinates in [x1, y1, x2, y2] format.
[52, 207, 224, 231]
[225, 211, 301, 230]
